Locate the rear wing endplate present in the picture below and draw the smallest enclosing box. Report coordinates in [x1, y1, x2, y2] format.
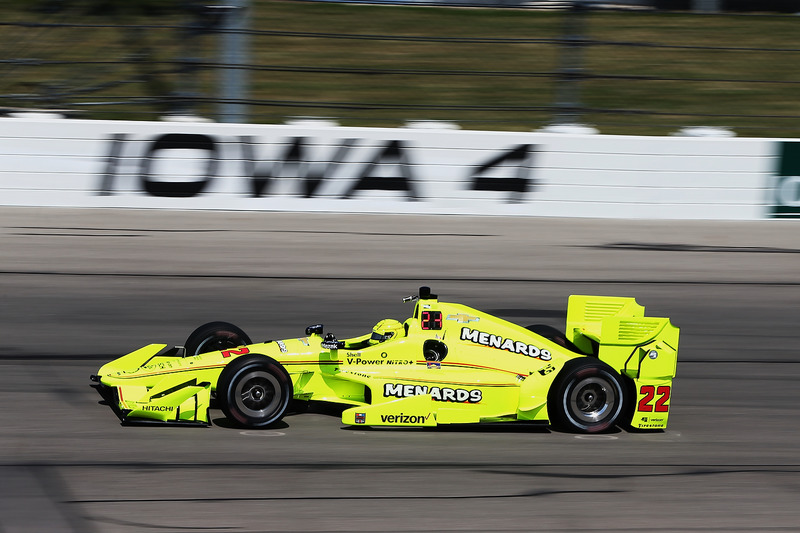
[566, 295, 679, 381]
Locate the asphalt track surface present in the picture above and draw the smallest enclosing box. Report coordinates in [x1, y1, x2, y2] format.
[1, 207, 799, 533]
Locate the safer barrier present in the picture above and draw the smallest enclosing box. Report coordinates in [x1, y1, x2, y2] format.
[0, 116, 796, 219]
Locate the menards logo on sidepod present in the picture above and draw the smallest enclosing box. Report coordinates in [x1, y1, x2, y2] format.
[460, 327, 552, 360]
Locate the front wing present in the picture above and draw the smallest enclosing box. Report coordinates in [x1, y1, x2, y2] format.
[92, 355, 212, 427]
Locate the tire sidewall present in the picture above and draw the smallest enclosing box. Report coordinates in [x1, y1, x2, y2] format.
[551, 359, 625, 433]
[184, 321, 252, 357]
[525, 324, 587, 355]
[217, 355, 292, 428]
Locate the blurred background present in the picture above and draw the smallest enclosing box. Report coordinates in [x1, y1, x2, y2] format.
[3, 3, 800, 532]
[1, 0, 799, 137]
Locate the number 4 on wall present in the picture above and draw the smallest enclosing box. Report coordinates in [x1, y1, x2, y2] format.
[637, 384, 671, 413]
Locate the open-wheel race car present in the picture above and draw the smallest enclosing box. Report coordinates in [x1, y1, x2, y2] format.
[91, 287, 679, 433]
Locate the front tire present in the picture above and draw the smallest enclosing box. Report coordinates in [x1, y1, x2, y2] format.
[549, 359, 625, 433]
[216, 354, 292, 428]
[184, 321, 251, 357]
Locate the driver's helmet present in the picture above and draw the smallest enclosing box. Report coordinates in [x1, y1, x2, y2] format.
[370, 319, 405, 344]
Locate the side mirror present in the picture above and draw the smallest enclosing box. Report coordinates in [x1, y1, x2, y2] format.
[419, 286, 438, 300]
[423, 339, 448, 362]
[305, 324, 324, 336]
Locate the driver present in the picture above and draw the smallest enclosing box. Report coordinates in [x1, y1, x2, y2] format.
[369, 319, 405, 345]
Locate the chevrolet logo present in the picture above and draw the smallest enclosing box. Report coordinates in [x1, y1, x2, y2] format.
[446, 313, 480, 324]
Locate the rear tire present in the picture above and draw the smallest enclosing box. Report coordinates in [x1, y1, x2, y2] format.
[184, 321, 251, 357]
[525, 324, 586, 354]
[548, 359, 625, 433]
[216, 354, 292, 428]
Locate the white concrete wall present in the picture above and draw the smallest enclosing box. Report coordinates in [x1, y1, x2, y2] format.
[0, 116, 779, 219]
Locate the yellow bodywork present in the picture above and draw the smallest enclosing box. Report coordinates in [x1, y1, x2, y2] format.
[94, 293, 678, 431]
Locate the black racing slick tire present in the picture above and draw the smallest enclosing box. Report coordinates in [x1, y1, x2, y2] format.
[184, 321, 252, 357]
[216, 354, 292, 428]
[548, 359, 625, 433]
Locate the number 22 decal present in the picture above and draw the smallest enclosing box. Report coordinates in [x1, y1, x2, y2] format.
[221, 346, 250, 358]
[637, 385, 671, 413]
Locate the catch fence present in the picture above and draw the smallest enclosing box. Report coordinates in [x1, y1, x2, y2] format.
[1, 2, 799, 136]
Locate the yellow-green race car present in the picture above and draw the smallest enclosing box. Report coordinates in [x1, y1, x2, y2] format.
[91, 287, 679, 433]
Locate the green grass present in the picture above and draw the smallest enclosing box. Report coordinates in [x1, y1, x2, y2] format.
[1, 2, 799, 136]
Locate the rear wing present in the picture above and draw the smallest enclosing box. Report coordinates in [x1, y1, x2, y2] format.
[566, 295, 679, 381]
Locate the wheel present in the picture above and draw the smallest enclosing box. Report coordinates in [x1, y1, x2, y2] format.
[216, 354, 292, 428]
[526, 324, 587, 355]
[184, 321, 251, 357]
[548, 359, 625, 433]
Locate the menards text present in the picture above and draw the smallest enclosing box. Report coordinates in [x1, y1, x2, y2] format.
[460, 327, 552, 360]
[384, 383, 482, 403]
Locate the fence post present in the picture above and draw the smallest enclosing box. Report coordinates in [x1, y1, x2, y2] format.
[173, 3, 204, 117]
[218, 0, 250, 123]
[552, 0, 590, 126]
